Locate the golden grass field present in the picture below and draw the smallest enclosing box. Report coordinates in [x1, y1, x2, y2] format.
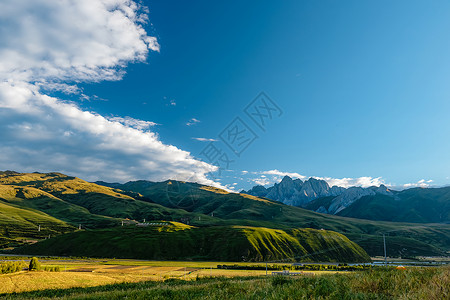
[0, 258, 334, 294]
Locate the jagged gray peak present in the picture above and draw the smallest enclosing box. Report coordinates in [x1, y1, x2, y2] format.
[265, 175, 303, 202]
[327, 187, 376, 214]
[244, 176, 342, 206]
[243, 185, 269, 198]
[243, 176, 396, 215]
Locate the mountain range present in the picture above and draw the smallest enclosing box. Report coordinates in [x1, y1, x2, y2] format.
[1, 171, 449, 260]
[242, 176, 450, 223]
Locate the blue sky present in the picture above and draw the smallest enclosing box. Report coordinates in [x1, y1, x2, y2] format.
[1, 0, 450, 190]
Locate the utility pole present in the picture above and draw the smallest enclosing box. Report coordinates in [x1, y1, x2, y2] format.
[38, 225, 40, 232]
[121, 220, 124, 227]
[383, 234, 387, 266]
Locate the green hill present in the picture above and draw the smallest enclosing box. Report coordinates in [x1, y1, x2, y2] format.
[0, 183, 119, 228]
[13, 223, 370, 263]
[0, 198, 74, 248]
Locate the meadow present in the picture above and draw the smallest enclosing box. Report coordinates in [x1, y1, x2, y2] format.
[0, 263, 448, 299]
[1, 257, 342, 294]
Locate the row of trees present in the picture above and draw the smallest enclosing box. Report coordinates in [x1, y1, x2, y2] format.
[217, 264, 373, 271]
[0, 257, 60, 274]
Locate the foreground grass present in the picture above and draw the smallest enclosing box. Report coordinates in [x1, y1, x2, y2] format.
[2, 266, 448, 299]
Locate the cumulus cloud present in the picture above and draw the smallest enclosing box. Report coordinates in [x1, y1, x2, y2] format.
[0, 0, 221, 187]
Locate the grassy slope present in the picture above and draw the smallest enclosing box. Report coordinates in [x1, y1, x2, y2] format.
[0, 184, 119, 228]
[13, 223, 370, 263]
[0, 172, 214, 225]
[0, 199, 74, 248]
[107, 180, 450, 256]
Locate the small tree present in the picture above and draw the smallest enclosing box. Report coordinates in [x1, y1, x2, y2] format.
[29, 257, 41, 271]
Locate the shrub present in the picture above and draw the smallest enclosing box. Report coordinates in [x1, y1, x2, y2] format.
[43, 266, 61, 272]
[29, 257, 41, 271]
[0, 261, 27, 274]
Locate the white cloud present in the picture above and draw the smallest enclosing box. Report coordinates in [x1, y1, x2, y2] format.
[38, 82, 82, 95]
[163, 96, 176, 106]
[192, 137, 218, 142]
[186, 118, 201, 126]
[314, 176, 385, 188]
[0, 0, 223, 188]
[397, 179, 433, 189]
[261, 169, 307, 180]
[252, 177, 272, 186]
[108, 116, 158, 131]
[249, 169, 385, 188]
[0, 0, 159, 83]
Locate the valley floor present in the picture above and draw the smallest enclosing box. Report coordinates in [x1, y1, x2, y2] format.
[0, 258, 338, 294]
[1, 265, 448, 299]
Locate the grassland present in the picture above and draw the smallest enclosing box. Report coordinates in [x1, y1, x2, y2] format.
[0, 257, 339, 294]
[0, 198, 74, 248]
[0, 263, 448, 299]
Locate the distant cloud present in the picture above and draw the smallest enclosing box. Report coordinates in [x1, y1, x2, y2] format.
[314, 176, 385, 188]
[396, 179, 433, 189]
[246, 170, 438, 191]
[247, 169, 386, 188]
[164, 97, 176, 106]
[261, 169, 307, 180]
[252, 177, 271, 186]
[186, 118, 201, 126]
[192, 137, 218, 142]
[0, 0, 224, 189]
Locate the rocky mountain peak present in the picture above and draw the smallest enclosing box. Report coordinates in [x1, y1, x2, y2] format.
[280, 175, 293, 183]
[243, 173, 399, 216]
